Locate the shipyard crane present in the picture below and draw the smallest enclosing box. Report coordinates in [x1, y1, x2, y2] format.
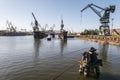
[50, 24, 55, 31]
[6, 20, 12, 31]
[44, 24, 48, 31]
[6, 20, 16, 32]
[81, 3, 115, 35]
[31, 12, 39, 31]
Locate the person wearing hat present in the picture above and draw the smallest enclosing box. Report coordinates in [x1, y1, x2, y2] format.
[79, 47, 98, 73]
[88, 47, 98, 66]
[81, 47, 98, 64]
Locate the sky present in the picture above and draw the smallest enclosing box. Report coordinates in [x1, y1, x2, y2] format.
[0, 0, 120, 32]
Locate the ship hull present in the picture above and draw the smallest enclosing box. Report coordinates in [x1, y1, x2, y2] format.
[59, 31, 68, 40]
[33, 31, 47, 39]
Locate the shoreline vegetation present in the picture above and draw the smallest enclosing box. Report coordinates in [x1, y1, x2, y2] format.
[76, 35, 120, 46]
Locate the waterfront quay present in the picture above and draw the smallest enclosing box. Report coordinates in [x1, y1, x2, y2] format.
[77, 35, 120, 46]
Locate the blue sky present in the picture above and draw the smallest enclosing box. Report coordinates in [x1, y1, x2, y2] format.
[0, 0, 120, 32]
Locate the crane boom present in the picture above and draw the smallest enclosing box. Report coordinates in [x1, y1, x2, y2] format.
[81, 4, 92, 12]
[81, 3, 115, 36]
[31, 12, 39, 31]
[91, 4, 104, 10]
[6, 20, 16, 32]
[81, 3, 103, 17]
[32, 12, 38, 27]
[6, 20, 11, 29]
[89, 6, 101, 17]
[32, 12, 37, 21]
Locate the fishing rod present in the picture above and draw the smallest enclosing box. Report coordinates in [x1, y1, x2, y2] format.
[52, 47, 92, 80]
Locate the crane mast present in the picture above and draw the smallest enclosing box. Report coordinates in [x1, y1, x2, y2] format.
[81, 3, 115, 36]
[31, 12, 39, 31]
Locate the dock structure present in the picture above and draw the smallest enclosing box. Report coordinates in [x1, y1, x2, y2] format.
[78, 35, 120, 46]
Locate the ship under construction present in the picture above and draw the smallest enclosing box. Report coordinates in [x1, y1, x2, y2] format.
[31, 12, 47, 39]
[59, 17, 68, 40]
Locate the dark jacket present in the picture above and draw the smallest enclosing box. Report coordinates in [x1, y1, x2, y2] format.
[82, 51, 98, 66]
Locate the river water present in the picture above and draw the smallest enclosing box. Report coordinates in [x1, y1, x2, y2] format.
[0, 36, 120, 80]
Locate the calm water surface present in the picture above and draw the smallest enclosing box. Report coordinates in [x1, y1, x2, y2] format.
[0, 36, 120, 80]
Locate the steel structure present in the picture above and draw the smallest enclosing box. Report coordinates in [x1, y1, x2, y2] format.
[6, 20, 16, 32]
[81, 3, 115, 35]
[31, 12, 39, 31]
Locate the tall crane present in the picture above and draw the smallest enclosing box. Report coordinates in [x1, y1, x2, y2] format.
[61, 18, 64, 31]
[81, 3, 115, 35]
[50, 24, 55, 31]
[31, 12, 39, 31]
[6, 20, 16, 32]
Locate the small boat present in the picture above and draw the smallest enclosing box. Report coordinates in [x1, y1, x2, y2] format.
[47, 37, 51, 41]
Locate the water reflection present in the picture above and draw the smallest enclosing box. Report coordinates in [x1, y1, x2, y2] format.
[78, 75, 99, 80]
[1, 36, 120, 80]
[98, 43, 109, 61]
[60, 39, 67, 55]
[33, 39, 41, 58]
[116, 46, 120, 52]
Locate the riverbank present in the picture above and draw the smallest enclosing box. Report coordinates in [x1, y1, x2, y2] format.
[76, 35, 120, 46]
